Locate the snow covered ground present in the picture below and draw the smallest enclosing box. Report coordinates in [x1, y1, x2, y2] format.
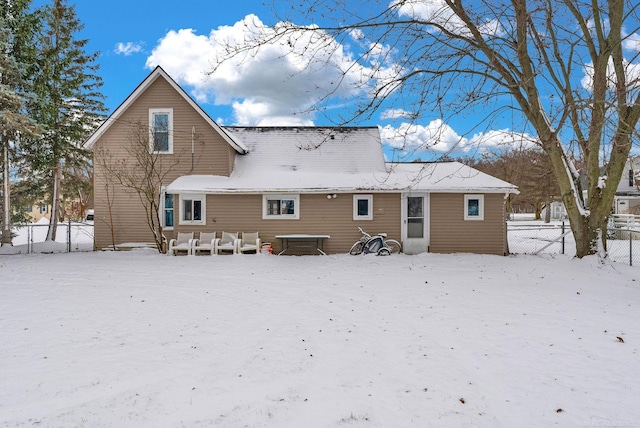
[0, 250, 638, 427]
[0, 219, 93, 255]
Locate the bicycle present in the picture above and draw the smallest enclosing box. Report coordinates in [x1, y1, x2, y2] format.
[349, 227, 402, 256]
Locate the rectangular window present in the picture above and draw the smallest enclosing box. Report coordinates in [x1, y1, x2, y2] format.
[164, 192, 174, 228]
[179, 194, 205, 225]
[464, 194, 484, 221]
[630, 169, 635, 187]
[263, 194, 299, 219]
[407, 196, 424, 238]
[353, 194, 373, 220]
[149, 108, 173, 153]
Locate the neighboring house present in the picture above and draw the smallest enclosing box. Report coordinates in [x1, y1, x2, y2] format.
[614, 157, 640, 215]
[540, 200, 568, 221]
[24, 203, 51, 222]
[18, 197, 88, 223]
[85, 66, 518, 255]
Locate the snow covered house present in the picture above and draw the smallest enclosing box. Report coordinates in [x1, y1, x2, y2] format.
[85, 66, 518, 255]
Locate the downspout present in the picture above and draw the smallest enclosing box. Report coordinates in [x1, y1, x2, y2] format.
[190, 126, 195, 174]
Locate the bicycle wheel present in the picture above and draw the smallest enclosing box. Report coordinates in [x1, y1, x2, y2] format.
[385, 239, 402, 254]
[377, 247, 391, 256]
[349, 241, 364, 255]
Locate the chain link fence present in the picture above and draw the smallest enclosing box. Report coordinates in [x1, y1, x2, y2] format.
[507, 221, 639, 266]
[3, 219, 638, 264]
[1, 221, 94, 254]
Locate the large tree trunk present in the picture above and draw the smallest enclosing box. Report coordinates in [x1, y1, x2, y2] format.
[544, 200, 551, 223]
[46, 162, 62, 241]
[1, 140, 12, 246]
[569, 216, 600, 259]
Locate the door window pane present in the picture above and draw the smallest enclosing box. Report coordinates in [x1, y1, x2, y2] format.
[408, 219, 424, 238]
[408, 197, 423, 217]
[407, 196, 424, 238]
[164, 193, 174, 227]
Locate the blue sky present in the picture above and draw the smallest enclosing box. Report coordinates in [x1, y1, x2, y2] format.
[32, 0, 639, 161]
[72, 0, 267, 122]
[27, 0, 499, 161]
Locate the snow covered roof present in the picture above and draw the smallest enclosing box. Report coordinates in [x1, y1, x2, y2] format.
[386, 162, 519, 193]
[166, 126, 518, 194]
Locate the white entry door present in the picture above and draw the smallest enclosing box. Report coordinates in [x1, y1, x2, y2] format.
[401, 193, 429, 254]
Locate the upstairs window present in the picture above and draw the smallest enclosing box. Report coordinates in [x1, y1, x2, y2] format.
[149, 109, 173, 153]
[630, 169, 635, 187]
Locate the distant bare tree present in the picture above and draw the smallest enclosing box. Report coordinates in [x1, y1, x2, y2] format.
[213, 0, 640, 258]
[475, 149, 560, 220]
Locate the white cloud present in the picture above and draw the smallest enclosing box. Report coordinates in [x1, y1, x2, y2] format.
[380, 121, 537, 156]
[380, 109, 413, 120]
[114, 42, 143, 56]
[467, 129, 538, 151]
[581, 59, 640, 92]
[379, 120, 468, 153]
[623, 32, 640, 52]
[146, 15, 395, 126]
[391, 0, 504, 38]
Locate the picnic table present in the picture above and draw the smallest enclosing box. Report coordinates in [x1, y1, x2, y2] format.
[275, 234, 330, 255]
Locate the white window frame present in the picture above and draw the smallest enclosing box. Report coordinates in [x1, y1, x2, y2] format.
[149, 108, 173, 154]
[464, 194, 484, 221]
[353, 194, 373, 220]
[179, 193, 206, 225]
[262, 194, 300, 220]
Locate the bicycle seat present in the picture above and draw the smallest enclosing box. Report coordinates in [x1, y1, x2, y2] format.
[377, 233, 387, 238]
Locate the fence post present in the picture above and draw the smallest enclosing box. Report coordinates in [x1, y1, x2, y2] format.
[67, 218, 71, 253]
[561, 221, 565, 255]
[630, 231, 634, 267]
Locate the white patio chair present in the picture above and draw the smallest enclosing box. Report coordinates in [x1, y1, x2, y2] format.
[168, 232, 194, 256]
[214, 231, 239, 255]
[192, 232, 217, 256]
[238, 232, 261, 254]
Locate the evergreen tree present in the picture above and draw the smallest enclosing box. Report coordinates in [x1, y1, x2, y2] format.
[0, 0, 40, 246]
[26, 0, 105, 240]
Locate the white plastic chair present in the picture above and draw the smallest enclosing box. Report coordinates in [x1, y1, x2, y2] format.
[238, 232, 261, 254]
[192, 232, 217, 256]
[214, 231, 238, 254]
[168, 232, 194, 256]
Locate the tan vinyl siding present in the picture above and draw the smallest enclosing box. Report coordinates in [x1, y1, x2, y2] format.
[92, 78, 236, 250]
[170, 193, 402, 254]
[429, 193, 507, 255]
